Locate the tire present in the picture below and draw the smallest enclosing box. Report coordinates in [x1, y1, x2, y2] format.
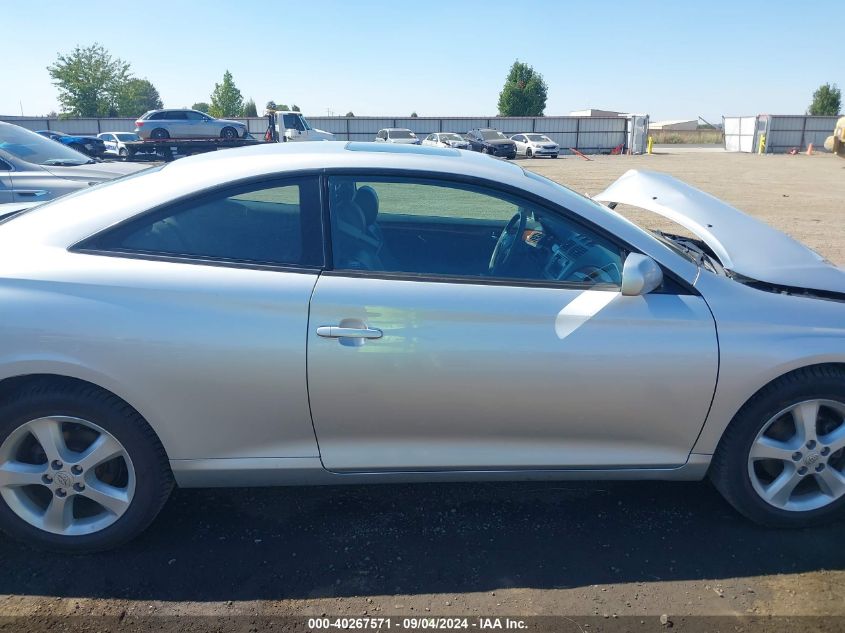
[220, 127, 238, 140]
[526, 148, 533, 158]
[118, 148, 128, 160]
[150, 128, 169, 140]
[0, 380, 173, 552]
[710, 365, 845, 527]
[551, 154, 559, 159]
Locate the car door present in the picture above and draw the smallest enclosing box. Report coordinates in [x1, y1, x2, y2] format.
[77, 175, 324, 460]
[307, 175, 719, 472]
[182, 110, 206, 137]
[0, 158, 12, 203]
[100, 134, 117, 156]
[513, 135, 526, 155]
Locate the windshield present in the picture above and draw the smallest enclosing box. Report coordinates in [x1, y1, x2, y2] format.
[115, 133, 140, 141]
[389, 130, 415, 139]
[480, 130, 506, 140]
[0, 123, 92, 166]
[440, 133, 463, 142]
[526, 134, 552, 143]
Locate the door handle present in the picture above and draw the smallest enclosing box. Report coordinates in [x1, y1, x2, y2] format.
[15, 190, 49, 198]
[316, 326, 383, 339]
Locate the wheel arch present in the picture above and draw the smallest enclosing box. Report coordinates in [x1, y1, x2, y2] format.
[0, 373, 171, 462]
[695, 362, 845, 458]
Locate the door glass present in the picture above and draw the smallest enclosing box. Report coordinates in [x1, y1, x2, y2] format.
[327, 176, 623, 286]
[88, 178, 323, 267]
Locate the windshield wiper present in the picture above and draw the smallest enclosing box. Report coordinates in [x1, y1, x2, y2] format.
[42, 159, 86, 166]
[653, 230, 722, 274]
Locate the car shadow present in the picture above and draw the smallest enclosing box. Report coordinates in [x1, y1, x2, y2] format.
[0, 480, 842, 601]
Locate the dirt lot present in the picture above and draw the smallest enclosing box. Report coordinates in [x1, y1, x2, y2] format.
[526, 149, 845, 266]
[1, 150, 844, 632]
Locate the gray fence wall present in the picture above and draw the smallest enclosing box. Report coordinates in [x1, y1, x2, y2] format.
[724, 115, 838, 153]
[2, 114, 644, 154]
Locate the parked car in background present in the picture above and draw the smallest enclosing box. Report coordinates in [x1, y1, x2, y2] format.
[511, 133, 560, 158]
[0, 122, 148, 203]
[36, 130, 106, 158]
[422, 132, 469, 149]
[374, 128, 420, 144]
[135, 109, 248, 140]
[98, 132, 155, 160]
[465, 128, 517, 158]
[1, 142, 845, 552]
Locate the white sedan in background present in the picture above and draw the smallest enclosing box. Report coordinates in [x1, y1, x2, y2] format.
[422, 133, 470, 149]
[511, 133, 560, 158]
[97, 132, 155, 160]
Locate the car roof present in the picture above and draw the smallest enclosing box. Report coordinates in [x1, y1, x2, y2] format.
[0, 141, 700, 284]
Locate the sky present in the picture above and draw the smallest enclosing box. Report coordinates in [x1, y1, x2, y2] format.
[2, 0, 841, 122]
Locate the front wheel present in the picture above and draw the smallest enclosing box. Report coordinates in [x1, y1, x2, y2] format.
[118, 148, 128, 159]
[710, 366, 845, 527]
[526, 148, 533, 158]
[0, 381, 173, 551]
[220, 127, 239, 140]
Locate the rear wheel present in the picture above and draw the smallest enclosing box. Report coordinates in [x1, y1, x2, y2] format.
[710, 366, 845, 527]
[0, 381, 173, 551]
[221, 127, 239, 140]
[150, 128, 169, 140]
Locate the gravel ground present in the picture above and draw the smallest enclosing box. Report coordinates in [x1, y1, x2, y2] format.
[1, 150, 844, 631]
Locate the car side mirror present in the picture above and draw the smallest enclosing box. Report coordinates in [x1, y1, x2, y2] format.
[621, 253, 663, 296]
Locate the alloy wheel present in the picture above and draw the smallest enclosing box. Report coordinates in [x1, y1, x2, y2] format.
[0, 416, 135, 536]
[748, 399, 845, 512]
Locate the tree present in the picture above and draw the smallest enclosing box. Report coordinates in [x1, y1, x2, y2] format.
[209, 70, 244, 118]
[410, 111, 418, 117]
[115, 78, 162, 117]
[291, 104, 301, 112]
[345, 111, 355, 117]
[242, 98, 258, 117]
[192, 102, 210, 113]
[497, 60, 548, 117]
[47, 43, 131, 116]
[808, 83, 841, 116]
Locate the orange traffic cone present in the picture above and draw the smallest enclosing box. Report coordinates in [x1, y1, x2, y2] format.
[806, 143, 814, 155]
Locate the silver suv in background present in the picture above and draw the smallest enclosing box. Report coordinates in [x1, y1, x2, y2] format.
[374, 128, 421, 144]
[0, 122, 148, 203]
[135, 109, 248, 140]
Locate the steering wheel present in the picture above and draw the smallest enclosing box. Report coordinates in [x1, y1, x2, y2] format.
[489, 209, 528, 275]
[571, 264, 619, 285]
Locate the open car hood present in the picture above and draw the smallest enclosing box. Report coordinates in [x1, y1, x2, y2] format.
[594, 170, 845, 294]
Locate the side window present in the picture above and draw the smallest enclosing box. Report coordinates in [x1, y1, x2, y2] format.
[185, 111, 204, 121]
[149, 112, 166, 120]
[327, 176, 624, 287]
[86, 178, 323, 267]
[282, 114, 305, 131]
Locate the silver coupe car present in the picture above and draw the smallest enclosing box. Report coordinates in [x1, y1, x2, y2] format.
[0, 142, 843, 551]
